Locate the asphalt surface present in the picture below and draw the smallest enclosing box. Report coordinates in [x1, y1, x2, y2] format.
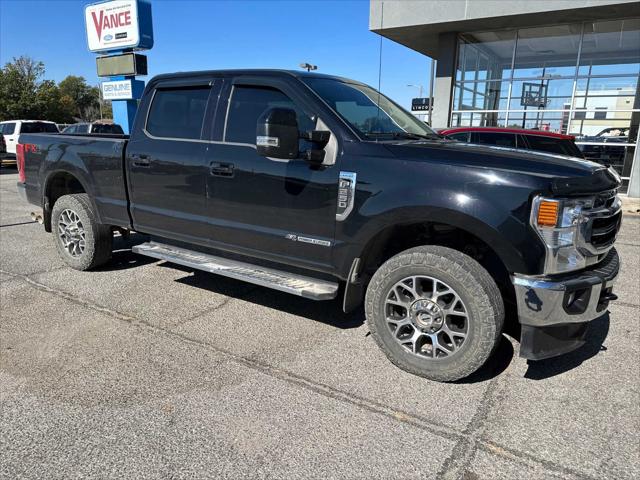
[1, 166, 638, 479]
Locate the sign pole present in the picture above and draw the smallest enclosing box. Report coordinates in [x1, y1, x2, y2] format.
[110, 76, 137, 134]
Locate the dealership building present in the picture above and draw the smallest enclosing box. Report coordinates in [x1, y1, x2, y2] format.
[370, 0, 640, 195]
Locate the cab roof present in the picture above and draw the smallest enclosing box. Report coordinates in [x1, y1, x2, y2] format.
[149, 69, 366, 86]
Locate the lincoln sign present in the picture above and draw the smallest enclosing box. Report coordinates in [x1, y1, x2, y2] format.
[85, 0, 153, 53]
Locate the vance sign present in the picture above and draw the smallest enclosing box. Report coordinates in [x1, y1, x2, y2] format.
[85, 0, 153, 53]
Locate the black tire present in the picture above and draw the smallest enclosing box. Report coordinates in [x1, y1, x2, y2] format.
[51, 193, 112, 270]
[365, 245, 504, 382]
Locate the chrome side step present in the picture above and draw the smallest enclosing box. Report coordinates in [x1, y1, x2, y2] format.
[132, 241, 339, 300]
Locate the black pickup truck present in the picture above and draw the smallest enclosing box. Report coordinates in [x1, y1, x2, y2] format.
[16, 70, 622, 381]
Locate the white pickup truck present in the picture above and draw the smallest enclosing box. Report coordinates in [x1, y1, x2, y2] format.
[0, 120, 59, 163]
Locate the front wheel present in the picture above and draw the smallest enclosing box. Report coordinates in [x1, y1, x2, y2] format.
[51, 193, 113, 270]
[365, 245, 504, 382]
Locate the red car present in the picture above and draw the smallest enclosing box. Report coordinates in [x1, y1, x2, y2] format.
[439, 127, 584, 158]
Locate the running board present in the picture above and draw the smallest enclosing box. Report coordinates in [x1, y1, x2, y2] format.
[132, 242, 339, 300]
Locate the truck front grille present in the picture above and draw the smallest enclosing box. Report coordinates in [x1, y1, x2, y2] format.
[590, 210, 622, 249]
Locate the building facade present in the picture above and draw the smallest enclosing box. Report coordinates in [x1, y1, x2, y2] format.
[371, 0, 640, 195]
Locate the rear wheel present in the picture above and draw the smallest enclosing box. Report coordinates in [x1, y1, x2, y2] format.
[51, 193, 112, 270]
[365, 245, 504, 382]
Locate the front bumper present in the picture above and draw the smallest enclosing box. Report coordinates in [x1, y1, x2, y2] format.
[512, 248, 619, 360]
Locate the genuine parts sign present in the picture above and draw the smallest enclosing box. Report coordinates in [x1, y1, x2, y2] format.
[85, 0, 153, 53]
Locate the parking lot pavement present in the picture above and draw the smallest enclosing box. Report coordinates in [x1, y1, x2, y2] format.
[1, 168, 639, 479]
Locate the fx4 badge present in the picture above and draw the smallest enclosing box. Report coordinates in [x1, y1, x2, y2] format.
[336, 171, 356, 221]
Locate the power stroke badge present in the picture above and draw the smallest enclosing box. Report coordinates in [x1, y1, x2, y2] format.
[285, 234, 331, 247]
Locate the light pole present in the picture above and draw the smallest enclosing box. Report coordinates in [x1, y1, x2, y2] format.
[407, 84, 424, 98]
[300, 63, 317, 72]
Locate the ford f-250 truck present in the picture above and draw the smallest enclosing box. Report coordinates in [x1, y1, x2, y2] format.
[16, 70, 622, 382]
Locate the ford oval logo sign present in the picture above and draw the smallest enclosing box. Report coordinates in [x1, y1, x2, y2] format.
[103, 34, 113, 41]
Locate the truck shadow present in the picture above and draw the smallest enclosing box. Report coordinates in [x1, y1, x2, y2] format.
[95, 233, 157, 271]
[100, 237, 610, 382]
[173, 267, 364, 330]
[523, 313, 610, 380]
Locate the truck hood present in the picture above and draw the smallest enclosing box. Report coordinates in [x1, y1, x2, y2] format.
[382, 139, 620, 194]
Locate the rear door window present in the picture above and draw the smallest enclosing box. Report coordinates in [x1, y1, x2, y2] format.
[76, 124, 89, 134]
[1, 123, 17, 135]
[448, 132, 470, 142]
[472, 132, 517, 148]
[146, 87, 210, 140]
[224, 85, 314, 144]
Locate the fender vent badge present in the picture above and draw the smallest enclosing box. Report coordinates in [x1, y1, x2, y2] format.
[336, 171, 356, 221]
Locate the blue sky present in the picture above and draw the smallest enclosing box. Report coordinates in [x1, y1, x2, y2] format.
[0, 0, 432, 110]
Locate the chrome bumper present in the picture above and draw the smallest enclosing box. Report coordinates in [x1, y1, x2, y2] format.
[512, 248, 619, 328]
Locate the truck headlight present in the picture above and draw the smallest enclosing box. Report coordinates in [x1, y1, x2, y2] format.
[531, 196, 594, 274]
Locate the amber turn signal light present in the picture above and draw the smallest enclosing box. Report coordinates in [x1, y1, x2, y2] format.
[537, 200, 559, 227]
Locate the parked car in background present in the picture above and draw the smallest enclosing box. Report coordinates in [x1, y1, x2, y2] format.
[62, 122, 124, 135]
[440, 127, 585, 158]
[0, 120, 59, 160]
[0, 133, 7, 166]
[575, 127, 630, 165]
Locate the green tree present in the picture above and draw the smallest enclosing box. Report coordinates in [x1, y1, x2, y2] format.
[0, 56, 111, 123]
[36, 80, 75, 123]
[0, 56, 45, 120]
[59, 75, 101, 121]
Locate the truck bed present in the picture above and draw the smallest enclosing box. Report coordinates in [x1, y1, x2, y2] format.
[18, 133, 131, 229]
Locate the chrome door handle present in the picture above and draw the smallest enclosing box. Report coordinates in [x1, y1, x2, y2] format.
[210, 162, 234, 177]
[131, 154, 150, 167]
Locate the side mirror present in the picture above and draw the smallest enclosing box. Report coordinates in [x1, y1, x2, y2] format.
[256, 108, 299, 159]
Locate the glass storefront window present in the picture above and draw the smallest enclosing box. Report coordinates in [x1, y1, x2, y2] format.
[450, 112, 507, 128]
[508, 79, 575, 111]
[457, 30, 516, 81]
[573, 76, 638, 110]
[505, 115, 569, 134]
[453, 80, 509, 111]
[579, 19, 640, 76]
[450, 19, 640, 190]
[569, 111, 635, 139]
[513, 24, 582, 79]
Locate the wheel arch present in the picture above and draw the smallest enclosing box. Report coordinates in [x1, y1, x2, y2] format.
[343, 211, 523, 313]
[42, 170, 96, 232]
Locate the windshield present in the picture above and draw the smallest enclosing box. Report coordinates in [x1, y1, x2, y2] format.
[303, 78, 437, 139]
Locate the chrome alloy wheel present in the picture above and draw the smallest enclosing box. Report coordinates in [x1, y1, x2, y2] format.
[385, 276, 469, 359]
[58, 209, 86, 257]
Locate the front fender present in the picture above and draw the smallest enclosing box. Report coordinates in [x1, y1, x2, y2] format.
[334, 174, 545, 278]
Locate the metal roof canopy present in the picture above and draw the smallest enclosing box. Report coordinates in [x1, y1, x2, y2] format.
[370, 0, 640, 58]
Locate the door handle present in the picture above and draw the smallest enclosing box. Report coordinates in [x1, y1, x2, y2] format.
[131, 154, 150, 167]
[210, 162, 234, 177]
